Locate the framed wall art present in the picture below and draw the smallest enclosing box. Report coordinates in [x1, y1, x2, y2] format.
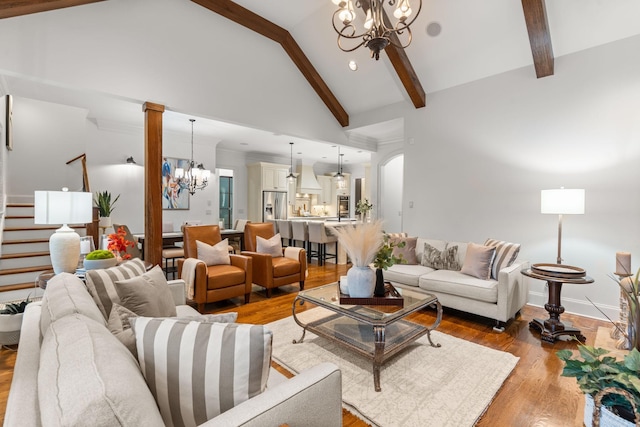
[162, 156, 190, 210]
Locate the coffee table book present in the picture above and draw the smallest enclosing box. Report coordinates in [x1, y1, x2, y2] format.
[339, 282, 404, 307]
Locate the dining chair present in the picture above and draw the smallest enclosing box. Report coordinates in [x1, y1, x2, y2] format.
[242, 223, 306, 297]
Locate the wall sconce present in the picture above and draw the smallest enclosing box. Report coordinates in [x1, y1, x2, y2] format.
[126, 156, 136, 164]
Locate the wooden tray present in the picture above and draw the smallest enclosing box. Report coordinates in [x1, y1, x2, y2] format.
[531, 263, 586, 279]
[340, 282, 404, 307]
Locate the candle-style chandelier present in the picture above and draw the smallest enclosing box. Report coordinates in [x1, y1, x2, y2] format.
[331, 0, 422, 60]
[175, 119, 211, 195]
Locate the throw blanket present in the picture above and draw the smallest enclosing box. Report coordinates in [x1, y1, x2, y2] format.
[181, 258, 206, 300]
[284, 246, 302, 260]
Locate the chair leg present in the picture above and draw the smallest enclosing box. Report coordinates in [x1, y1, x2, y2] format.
[300, 281, 305, 291]
[244, 293, 250, 304]
[197, 302, 204, 313]
[266, 288, 272, 298]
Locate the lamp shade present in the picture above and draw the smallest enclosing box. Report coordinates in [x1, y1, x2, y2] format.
[540, 189, 585, 215]
[34, 190, 93, 225]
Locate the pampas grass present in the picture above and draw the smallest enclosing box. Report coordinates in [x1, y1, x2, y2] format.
[330, 220, 384, 267]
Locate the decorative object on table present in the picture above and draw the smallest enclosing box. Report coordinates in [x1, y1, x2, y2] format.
[173, 118, 211, 196]
[107, 226, 135, 261]
[0, 297, 31, 346]
[355, 198, 373, 222]
[79, 235, 95, 266]
[34, 188, 93, 274]
[611, 252, 635, 350]
[331, 220, 384, 297]
[522, 265, 593, 343]
[608, 266, 640, 353]
[83, 249, 118, 270]
[372, 233, 406, 297]
[540, 187, 585, 264]
[330, 0, 423, 61]
[339, 282, 404, 306]
[94, 190, 120, 228]
[557, 345, 640, 426]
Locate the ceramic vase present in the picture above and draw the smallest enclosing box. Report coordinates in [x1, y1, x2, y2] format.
[347, 266, 375, 298]
[584, 394, 635, 427]
[83, 257, 118, 270]
[374, 268, 385, 297]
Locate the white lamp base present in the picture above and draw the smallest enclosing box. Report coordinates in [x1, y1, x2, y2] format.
[49, 225, 81, 274]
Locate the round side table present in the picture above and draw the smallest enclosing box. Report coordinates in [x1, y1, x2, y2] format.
[521, 266, 593, 344]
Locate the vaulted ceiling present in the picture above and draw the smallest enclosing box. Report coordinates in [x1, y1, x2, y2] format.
[1, 0, 639, 162]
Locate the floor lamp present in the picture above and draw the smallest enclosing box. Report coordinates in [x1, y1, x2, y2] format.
[540, 188, 585, 265]
[34, 189, 93, 274]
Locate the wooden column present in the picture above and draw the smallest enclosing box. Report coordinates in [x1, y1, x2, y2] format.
[142, 102, 165, 267]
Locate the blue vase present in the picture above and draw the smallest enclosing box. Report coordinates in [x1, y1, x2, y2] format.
[347, 266, 375, 298]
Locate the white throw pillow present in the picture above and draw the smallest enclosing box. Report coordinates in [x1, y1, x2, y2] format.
[256, 233, 283, 257]
[484, 238, 521, 280]
[461, 242, 496, 280]
[196, 238, 230, 265]
[131, 317, 272, 425]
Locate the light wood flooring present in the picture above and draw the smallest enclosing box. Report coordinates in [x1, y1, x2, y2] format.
[1, 262, 608, 426]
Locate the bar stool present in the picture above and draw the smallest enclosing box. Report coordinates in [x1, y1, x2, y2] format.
[291, 221, 309, 252]
[307, 222, 337, 266]
[162, 246, 184, 280]
[276, 219, 293, 247]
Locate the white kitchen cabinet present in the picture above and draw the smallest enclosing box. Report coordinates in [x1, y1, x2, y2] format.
[316, 175, 333, 205]
[261, 165, 289, 191]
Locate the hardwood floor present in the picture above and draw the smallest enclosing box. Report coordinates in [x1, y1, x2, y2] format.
[0, 262, 608, 426]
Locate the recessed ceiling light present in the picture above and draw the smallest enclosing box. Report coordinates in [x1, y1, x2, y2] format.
[348, 60, 358, 71]
[426, 22, 442, 37]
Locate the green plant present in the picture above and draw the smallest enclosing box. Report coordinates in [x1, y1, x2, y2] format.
[557, 344, 640, 420]
[85, 249, 115, 260]
[356, 198, 373, 215]
[373, 234, 406, 270]
[94, 191, 120, 217]
[0, 297, 31, 315]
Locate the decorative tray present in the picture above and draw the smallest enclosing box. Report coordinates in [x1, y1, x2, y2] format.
[531, 263, 586, 279]
[339, 282, 404, 307]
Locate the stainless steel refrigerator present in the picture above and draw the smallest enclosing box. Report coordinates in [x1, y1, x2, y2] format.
[263, 191, 288, 221]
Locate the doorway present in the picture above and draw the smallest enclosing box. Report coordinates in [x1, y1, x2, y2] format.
[218, 169, 233, 229]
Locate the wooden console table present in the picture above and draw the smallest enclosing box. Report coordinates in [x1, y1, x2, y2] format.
[522, 265, 593, 344]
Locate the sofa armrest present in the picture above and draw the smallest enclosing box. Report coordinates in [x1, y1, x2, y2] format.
[168, 279, 187, 306]
[4, 303, 43, 427]
[496, 260, 530, 322]
[241, 251, 274, 287]
[203, 362, 342, 427]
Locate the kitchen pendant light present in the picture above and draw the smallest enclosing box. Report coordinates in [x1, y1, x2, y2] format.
[175, 119, 211, 195]
[287, 142, 296, 183]
[334, 146, 345, 187]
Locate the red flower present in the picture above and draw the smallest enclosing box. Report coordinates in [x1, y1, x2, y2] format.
[107, 226, 135, 260]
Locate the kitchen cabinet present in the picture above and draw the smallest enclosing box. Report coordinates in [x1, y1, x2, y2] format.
[261, 165, 289, 191]
[247, 162, 291, 222]
[316, 175, 333, 205]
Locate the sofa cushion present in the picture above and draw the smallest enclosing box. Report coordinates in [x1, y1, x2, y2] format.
[197, 238, 231, 266]
[421, 243, 461, 271]
[207, 264, 246, 289]
[257, 233, 283, 257]
[390, 236, 418, 265]
[40, 272, 106, 336]
[383, 264, 435, 287]
[461, 243, 496, 280]
[39, 314, 164, 426]
[131, 317, 272, 425]
[85, 258, 147, 320]
[485, 238, 521, 280]
[418, 270, 499, 303]
[273, 256, 300, 277]
[114, 265, 177, 318]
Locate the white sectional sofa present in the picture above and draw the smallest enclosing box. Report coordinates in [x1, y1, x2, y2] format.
[384, 237, 529, 330]
[4, 269, 342, 427]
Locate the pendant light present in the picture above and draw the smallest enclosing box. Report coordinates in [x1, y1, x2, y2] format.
[334, 146, 345, 187]
[175, 119, 211, 195]
[287, 142, 296, 183]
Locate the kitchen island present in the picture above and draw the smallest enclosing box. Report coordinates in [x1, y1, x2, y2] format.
[286, 217, 359, 264]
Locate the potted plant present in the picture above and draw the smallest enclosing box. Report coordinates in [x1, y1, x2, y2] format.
[557, 345, 640, 426]
[609, 269, 640, 352]
[94, 191, 120, 228]
[83, 249, 117, 270]
[355, 198, 373, 222]
[0, 297, 31, 346]
[372, 234, 406, 296]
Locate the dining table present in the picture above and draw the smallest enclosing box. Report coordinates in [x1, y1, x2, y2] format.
[133, 229, 245, 259]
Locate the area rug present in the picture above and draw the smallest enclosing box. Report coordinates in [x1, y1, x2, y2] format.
[267, 309, 519, 427]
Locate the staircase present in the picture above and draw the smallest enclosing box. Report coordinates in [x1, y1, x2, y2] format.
[0, 203, 87, 303]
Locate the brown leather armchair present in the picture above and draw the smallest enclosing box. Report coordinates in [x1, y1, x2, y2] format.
[178, 225, 252, 312]
[242, 223, 307, 297]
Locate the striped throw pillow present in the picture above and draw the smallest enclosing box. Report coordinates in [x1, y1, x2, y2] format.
[85, 258, 147, 320]
[484, 239, 521, 280]
[131, 317, 272, 426]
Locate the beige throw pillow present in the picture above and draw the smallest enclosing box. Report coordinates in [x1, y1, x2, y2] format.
[114, 265, 177, 318]
[421, 243, 461, 270]
[256, 233, 283, 257]
[461, 243, 496, 280]
[196, 238, 231, 265]
[391, 237, 418, 265]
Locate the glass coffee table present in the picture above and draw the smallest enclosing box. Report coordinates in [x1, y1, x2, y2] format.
[292, 282, 442, 392]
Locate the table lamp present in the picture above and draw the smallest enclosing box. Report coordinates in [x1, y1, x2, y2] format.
[34, 188, 93, 274]
[541, 188, 585, 265]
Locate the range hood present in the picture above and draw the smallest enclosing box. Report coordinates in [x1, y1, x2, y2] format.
[296, 165, 322, 194]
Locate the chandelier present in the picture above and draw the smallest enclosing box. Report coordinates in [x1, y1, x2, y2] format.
[331, 0, 422, 60]
[175, 119, 211, 195]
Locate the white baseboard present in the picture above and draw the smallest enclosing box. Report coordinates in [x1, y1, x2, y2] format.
[527, 291, 620, 323]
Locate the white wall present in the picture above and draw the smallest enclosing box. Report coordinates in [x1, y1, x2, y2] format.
[380, 155, 403, 233]
[356, 35, 640, 320]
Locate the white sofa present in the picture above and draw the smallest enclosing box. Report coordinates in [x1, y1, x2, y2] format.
[4, 273, 342, 427]
[383, 238, 529, 330]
